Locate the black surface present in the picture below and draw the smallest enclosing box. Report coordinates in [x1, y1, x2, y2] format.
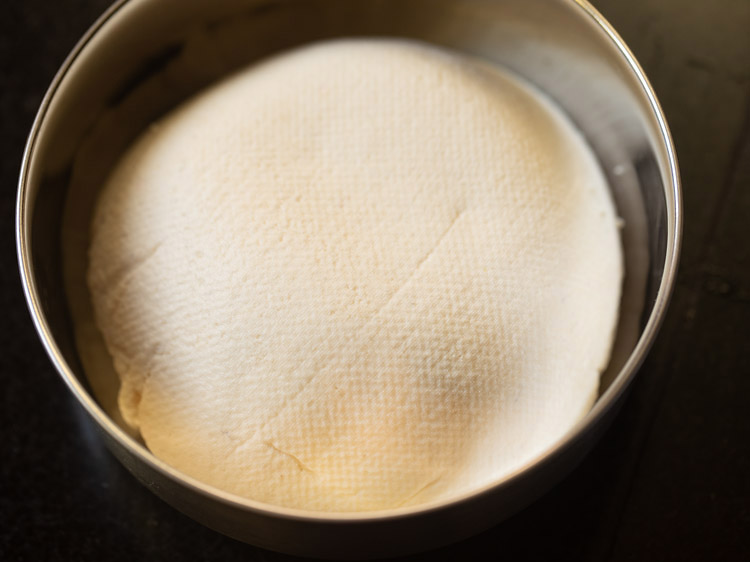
[2, 1, 749, 560]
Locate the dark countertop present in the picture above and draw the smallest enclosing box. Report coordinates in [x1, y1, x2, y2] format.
[1, 1, 748, 560]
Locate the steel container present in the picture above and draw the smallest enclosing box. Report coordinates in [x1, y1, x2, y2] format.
[17, 0, 681, 558]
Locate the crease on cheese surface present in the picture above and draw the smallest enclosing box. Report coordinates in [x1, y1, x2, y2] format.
[87, 39, 623, 512]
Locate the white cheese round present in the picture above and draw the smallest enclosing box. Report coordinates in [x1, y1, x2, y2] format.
[88, 39, 622, 512]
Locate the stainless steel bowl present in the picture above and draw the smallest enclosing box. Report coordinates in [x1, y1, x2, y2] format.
[16, 0, 681, 558]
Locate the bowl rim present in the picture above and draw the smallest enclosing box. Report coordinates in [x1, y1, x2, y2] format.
[16, 0, 682, 523]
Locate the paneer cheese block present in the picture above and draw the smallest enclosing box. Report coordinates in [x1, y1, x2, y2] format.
[87, 39, 622, 512]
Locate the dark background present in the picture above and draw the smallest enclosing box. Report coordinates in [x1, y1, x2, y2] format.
[1, 0, 748, 560]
